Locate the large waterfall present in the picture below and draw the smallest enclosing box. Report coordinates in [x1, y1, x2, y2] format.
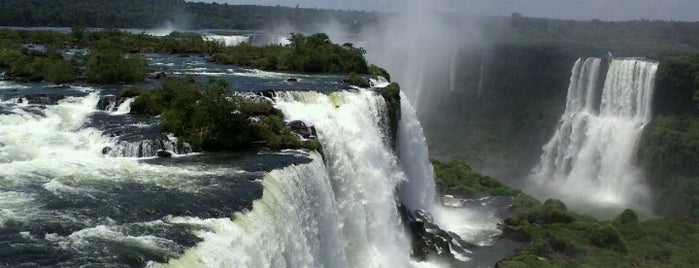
[161, 90, 421, 267]
[1, 80, 502, 266]
[530, 58, 658, 211]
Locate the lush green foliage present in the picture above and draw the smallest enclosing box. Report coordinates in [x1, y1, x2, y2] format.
[637, 53, 699, 221]
[501, 205, 699, 267]
[213, 33, 369, 74]
[86, 47, 147, 84]
[0, 43, 77, 83]
[130, 77, 319, 151]
[431, 159, 520, 198]
[654, 54, 699, 115]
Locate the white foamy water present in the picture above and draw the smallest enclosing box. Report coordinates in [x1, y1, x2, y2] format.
[530, 58, 658, 212]
[203, 35, 250, 46]
[159, 90, 420, 267]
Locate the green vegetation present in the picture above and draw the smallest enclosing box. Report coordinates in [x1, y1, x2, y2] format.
[431, 159, 520, 198]
[130, 77, 320, 151]
[432, 159, 699, 267]
[380, 82, 401, 148]
[86, 46, 148, 84]
[638, 53, 699, 221]
[213, 33, 369, 74]
[0, 28, 372, 84]
[0, 44, 77, 83]
[0, 28, 222, 84]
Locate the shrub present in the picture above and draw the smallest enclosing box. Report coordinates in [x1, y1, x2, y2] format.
[86, 48, 147, 84]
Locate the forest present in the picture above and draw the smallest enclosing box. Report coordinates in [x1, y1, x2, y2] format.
[0, 0, 379, 32]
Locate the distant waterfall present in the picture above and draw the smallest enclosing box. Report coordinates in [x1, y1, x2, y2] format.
[530, 58, 657, 210]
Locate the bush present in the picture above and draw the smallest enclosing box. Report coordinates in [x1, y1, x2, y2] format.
[588, 224, 627, 253]
[130, 77, 319, 152]
[86, 48, 147, 84]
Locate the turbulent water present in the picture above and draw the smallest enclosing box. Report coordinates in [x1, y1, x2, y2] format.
[530, 58, 658, 213]
[1, 52, 506, 267]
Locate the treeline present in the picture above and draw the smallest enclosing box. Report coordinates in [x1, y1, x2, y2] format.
[213, 33, 369, 74]
[482, 14, 699, 59]
[0, 0, 379, 32]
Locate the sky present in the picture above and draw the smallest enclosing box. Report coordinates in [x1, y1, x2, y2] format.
[191, 0, 699, 21]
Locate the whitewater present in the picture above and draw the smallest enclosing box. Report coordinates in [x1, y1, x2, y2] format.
[530, 58, 658, 214]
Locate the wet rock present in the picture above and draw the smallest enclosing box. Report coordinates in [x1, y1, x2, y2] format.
[157, 150, 173, 158]
[257, 89, 276, 99]
[102, 146, 113, 155]
[110, 130, 124, 137]
[286, 78, 298, 82]
[287, 120, 314, 139]
[406, 208, 475, 263]
[19, 94, 65, 105]
[182, 142, 193, 154]
[97, 95, 117, 111]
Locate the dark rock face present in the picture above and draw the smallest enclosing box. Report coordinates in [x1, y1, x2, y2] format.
[400, 205, 473, 264]
[287, 120, 316, 139]
[97, 95, 132, 111]
[97, 95, 117, 111]
[157, 150, 173, 158]
[106, 133, 184, 158]
[182, 142, 192, 154]
[257, 90, 276, 99]
[19, 94, 65, 105]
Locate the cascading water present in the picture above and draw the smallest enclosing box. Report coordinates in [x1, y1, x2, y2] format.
[203, 35, 250, 46]
[530, 57, 658, 212]
[160, 90, 416, 267]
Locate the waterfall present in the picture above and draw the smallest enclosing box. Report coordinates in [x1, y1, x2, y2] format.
[398, 91, 437, 212]
[203, 35, 250, 46]
[530, 58, 657, 210]
[160, 90, 418, 267]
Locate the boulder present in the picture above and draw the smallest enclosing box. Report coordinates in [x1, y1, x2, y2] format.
[182, 142, 193, 154]
[257, 89, 276, 99]
[157, 150, 173, 158]
[102, 146, 113, 155]
[97, 95, 117, 111]
[287, 120, 314, 139]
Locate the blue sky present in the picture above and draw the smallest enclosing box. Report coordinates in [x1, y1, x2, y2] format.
[189, 0, 699, 21]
